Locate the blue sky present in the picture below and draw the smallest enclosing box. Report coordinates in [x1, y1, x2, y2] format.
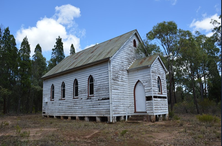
[0, 0, 221, 61]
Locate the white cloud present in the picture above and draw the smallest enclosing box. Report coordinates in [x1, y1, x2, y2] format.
[202, 13, 207, 18]
[215, 4, 221, 12]
[190, 14, 221, 36]
[16, 4, 83, 57]
[84, 44, 97, 49]
[171, 0, 177, 5]
[196, 6, 201, 13]
[55, 4, 80, 27]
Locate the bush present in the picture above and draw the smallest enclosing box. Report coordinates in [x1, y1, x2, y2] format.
[198, 98, 218, 114]
[196, 114, 220, 123]
[174, 99, 196, 114]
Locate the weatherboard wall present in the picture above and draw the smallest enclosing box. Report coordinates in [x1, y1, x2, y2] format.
[151, 58, 168, 115]
[42, 62, 110, 117]
[110, 34, 139, 116]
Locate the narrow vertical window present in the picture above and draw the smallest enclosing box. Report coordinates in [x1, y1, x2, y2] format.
[88, 75, 94, 97]
[73, 79, 78, 98]
[157, 77, 162, 94]
[51, 84, 54, 101]
[133, 39, 137, 47]
[61, 82, 65, 99]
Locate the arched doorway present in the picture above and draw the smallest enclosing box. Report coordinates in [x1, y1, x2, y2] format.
[134, 81, 146, 112]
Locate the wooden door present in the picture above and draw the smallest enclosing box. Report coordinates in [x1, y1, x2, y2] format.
[134, 81, 146, 112]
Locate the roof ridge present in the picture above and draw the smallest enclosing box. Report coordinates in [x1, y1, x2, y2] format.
[70, 29, 137, 56]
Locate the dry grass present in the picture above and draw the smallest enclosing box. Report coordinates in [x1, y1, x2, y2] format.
[0, 113, 221, 146]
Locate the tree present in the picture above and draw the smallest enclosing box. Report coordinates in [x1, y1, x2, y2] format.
[17, 36, 31, 113]
[31, 44, 47, 113]
[136, 40, 161, 57]
[0, 27, 18, 114]
[70, 44, 75, 55]
[211, 15, 221, 47]
[48, 36, 65, 70]
[146, 21, 188, 111]
[179, 32, 201, 114]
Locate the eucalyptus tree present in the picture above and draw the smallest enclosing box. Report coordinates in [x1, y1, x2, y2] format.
[17, 36, 31, 113]
[48, 36, 65, 70]
[146, 21, 190, 111]
[70, 44, 75, 55]
[31, 44, 47, 113]
[0, 27, 18, 114]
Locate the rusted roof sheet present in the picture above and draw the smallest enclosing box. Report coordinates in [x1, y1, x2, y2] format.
[128, 54, 159, 70]
[42, 29, 137, 79]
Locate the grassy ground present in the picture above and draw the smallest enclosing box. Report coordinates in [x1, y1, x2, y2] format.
[0, 114, 221, 146]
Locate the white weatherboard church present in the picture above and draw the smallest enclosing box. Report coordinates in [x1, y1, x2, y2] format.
[42, 30, 168, 122]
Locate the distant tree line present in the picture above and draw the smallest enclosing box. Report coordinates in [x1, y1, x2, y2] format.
[137, 15, 221, 114]
[0, 27, 76, 114]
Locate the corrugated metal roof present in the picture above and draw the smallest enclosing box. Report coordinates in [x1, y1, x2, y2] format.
[42, 29, 137, 79]
[128, 54, 159, 70]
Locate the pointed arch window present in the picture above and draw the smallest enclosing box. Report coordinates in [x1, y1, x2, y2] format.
[61, 82, 65, 99]
[157, 77, 162, 94]
[51, 84, 54, 101]
[73, 79, 78, 98]
[133, 39, 137, 47]
[88, 75, 94, 97]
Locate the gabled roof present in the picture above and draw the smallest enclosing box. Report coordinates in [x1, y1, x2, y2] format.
[42, 29, 139, 79]
[128, 55, 168, 73]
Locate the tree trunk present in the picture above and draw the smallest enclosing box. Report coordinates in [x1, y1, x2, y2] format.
[192, 72, 200, 114]
[17, 94, 21, 114]
[172, 74, 177, 103]
[3, 96, 6, 114]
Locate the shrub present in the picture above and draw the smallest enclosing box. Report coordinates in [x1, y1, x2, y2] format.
[169, 111, 174, 118]
[174, 100, 196, 114]
[120, 130, 128, 136]
[196, 114, 220, 123]
[198, 98, 218, 114]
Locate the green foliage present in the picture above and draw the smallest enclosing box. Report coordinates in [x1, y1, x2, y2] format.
[196, 114, 220, 123]
[169, 111, 174, 118]
[120, 129, 128, 136]
[173, 115, 180, 120]
[17, 37, 32, 113]
[70, 44, 75, 55]
[31, 44, 47, 113]
[15, 124, 21, 135]
[48, 36, 65, 70]
[136, 40, 161, 57]
[20, 131, 30, 137]
[174, 97, 196, 114]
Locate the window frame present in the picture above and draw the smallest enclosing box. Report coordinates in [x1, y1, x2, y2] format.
[61, 82, 65, 99]
[51, 84, 54, 101]
[88, 75, 94, 98]
[157, 76, 162, 94]
[73, 79, 78, 99]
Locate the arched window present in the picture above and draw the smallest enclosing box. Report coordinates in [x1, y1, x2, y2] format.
[73, 79, 78, 98]
[61, 82, 65, 99]
[157, 77, 162, 94]
[51, 84, 54, 101]
[133, 39, 137, 47]
[88, 75, 94, 97]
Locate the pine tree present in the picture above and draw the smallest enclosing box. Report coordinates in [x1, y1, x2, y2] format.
[48, 36, 65, 70]
[31, 44, 47, 113]
[18, 36, 31, 113]
[70, 44, 75, 55]
[0, 27, 18, 114]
